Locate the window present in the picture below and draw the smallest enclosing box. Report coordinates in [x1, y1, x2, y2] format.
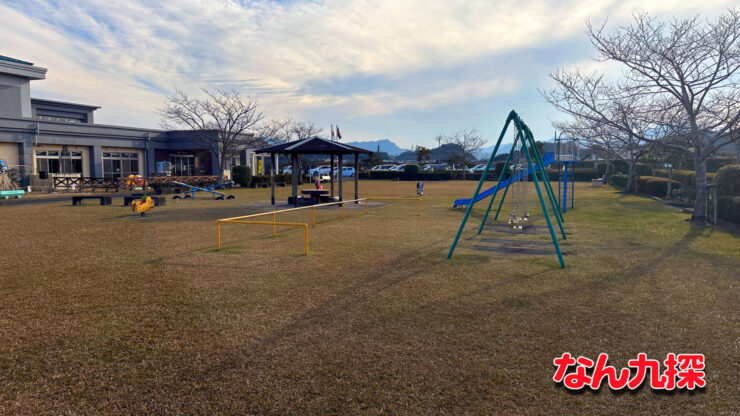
[36, 150, 82, 175]
[103, 152, 140, 178]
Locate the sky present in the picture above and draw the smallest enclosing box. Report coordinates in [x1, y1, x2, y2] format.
[0, 0, 733, 148]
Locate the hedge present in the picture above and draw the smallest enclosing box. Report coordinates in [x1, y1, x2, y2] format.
[635, 176, 681, 196]
[653, 169, 718, 187]
[714, 165, 740, 197]
[610, 174, 628, 190]
[250, 174, 292, 186]
[717, 196, 740, 224]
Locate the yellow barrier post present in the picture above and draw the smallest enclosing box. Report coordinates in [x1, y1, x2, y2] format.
[272, 212, 276, 236]
[342, 201, 345, 219]
[365, 198, 369, 214]
[217, 221, 221, 249]
[312, 206, 316, 228]
[418, 198, 422, 216]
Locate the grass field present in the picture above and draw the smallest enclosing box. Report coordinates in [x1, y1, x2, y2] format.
[1, 181, 738, 414]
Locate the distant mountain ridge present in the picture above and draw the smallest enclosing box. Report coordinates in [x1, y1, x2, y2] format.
[344, 139, 410, 156]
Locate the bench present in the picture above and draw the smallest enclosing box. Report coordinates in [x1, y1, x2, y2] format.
[72, 196, 112, 206]
[591, 177, 605, 187]
[123, 195, 167, 207]
[319, 195, 340, 203]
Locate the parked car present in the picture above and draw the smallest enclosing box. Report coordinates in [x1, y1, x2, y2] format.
[371, 164, 395, 171]
[470, 164, 495, 173]
[308, 165, 331, 181]
[280, 166, 292, 174]
[334, 166, 356, 177]
[389, 164, 407, 171]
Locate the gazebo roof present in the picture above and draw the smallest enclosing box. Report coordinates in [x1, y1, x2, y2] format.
[256, 137, 372, 155]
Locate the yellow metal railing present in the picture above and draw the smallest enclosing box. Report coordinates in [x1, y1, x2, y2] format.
[216, 196, 422, 255]
[216, 220, 309, 254]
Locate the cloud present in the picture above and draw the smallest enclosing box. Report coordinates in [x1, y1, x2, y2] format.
[0, 0, 735, 135]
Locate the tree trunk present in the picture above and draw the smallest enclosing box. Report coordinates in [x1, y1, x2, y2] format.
[665, 167, 673, 200]
[691, 154, 708, 226]
[625, 160, 637, 193]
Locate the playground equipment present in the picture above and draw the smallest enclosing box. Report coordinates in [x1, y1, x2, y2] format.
[0, 159, 24, 200]
[172, 181, 236, 200]
[124, 175, 148, 192]
[131, 195, 154, 216]
[554, 136, 579, 213]
[216, 197, 422, 254]
[448, 110, 567, 268]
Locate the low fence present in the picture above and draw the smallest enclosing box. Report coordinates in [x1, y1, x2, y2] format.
[216, 197, 422, 254]
[53, 177, 119, 192]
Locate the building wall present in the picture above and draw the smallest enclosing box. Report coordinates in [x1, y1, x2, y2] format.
[0, 141, 19, 166]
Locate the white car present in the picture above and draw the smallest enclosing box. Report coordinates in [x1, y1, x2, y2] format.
[371, 165, 395, 171]
[308, 165, 331, 181]
[280, 166, 292, 174]
[470, 164, 495, 173]
[333, 167, 356, 177]
[390, 164, 407, 171]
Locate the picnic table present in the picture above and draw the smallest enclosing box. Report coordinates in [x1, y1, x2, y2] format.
[300, 189, 329, 204]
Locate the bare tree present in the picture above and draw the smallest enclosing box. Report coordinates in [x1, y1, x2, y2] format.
[160, 88, 265, 182]
[442, 128, 486, 179]
[544, 11, 740, 225]
[549, 82, 654, 192]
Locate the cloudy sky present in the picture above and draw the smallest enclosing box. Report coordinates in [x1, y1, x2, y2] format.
[0, 0, 733, 148]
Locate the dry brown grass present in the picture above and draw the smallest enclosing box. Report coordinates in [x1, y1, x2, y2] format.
[1, 181, 738, 415]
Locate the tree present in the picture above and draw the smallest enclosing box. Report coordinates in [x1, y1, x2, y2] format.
[415, 146, 432, 165]
[160, 88, 265, 182]
[544, 11, 740, 225]
[548, 85, 653, 193]
[441, 128, 486, 178]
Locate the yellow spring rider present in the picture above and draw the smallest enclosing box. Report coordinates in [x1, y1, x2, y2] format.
[131, 195, 154, 216]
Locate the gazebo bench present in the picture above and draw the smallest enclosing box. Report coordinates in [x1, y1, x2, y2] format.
[72, 196, 112, 206]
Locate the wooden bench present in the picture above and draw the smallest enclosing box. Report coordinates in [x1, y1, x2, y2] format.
[123, 195, 167, 206]
[72, 196, 112, 206]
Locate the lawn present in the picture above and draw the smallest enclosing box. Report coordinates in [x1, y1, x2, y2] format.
[1, 181, 738, 414]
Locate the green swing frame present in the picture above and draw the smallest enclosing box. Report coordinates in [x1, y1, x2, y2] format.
[447, 110, 567, 268]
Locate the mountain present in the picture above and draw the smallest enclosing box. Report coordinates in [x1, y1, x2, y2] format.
[344, 139, 409, 156]
[475, 143, 513, 160]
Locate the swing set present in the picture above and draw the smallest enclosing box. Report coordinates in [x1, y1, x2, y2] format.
[447, 110, 567, 268]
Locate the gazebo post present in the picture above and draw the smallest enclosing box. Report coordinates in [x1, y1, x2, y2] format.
[291, 153, 298, 206]
[354, 153, 359, 203]
[270, 152, 276, 205]
[338, 154, 343, 201]
[330, 153, 335, 197]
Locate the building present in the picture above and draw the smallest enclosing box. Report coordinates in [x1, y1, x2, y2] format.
[0, 55, 261, 187]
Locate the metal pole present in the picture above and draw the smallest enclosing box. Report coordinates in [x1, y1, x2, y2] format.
[270, 152, 276, 205]
[563, 162, 568, 213]
[477, 122, 519, 233]
[354, 153, 359, 203]
[272, 212, 276, 235]
[521, 133, 565, 268]
[449, 111, 515, 258]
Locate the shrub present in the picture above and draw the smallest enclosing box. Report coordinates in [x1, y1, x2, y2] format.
[231, 165, 252, 187]
[369, 171, 400, 180]
[635, 176, 681, 196]
[717, 196, 740, 224]
[635, 163, 653, 176]
[610, 174, 628, 190]
[418, 171, 454, 181]
[714, 165, 740, 197]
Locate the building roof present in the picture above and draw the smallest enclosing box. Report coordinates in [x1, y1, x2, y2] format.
[0, 55, 33, 66]
[31, 98, 101, 110]
[256, 136, 373, 155]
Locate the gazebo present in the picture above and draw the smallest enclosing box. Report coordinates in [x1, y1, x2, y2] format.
[256, 137, 372, 206]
